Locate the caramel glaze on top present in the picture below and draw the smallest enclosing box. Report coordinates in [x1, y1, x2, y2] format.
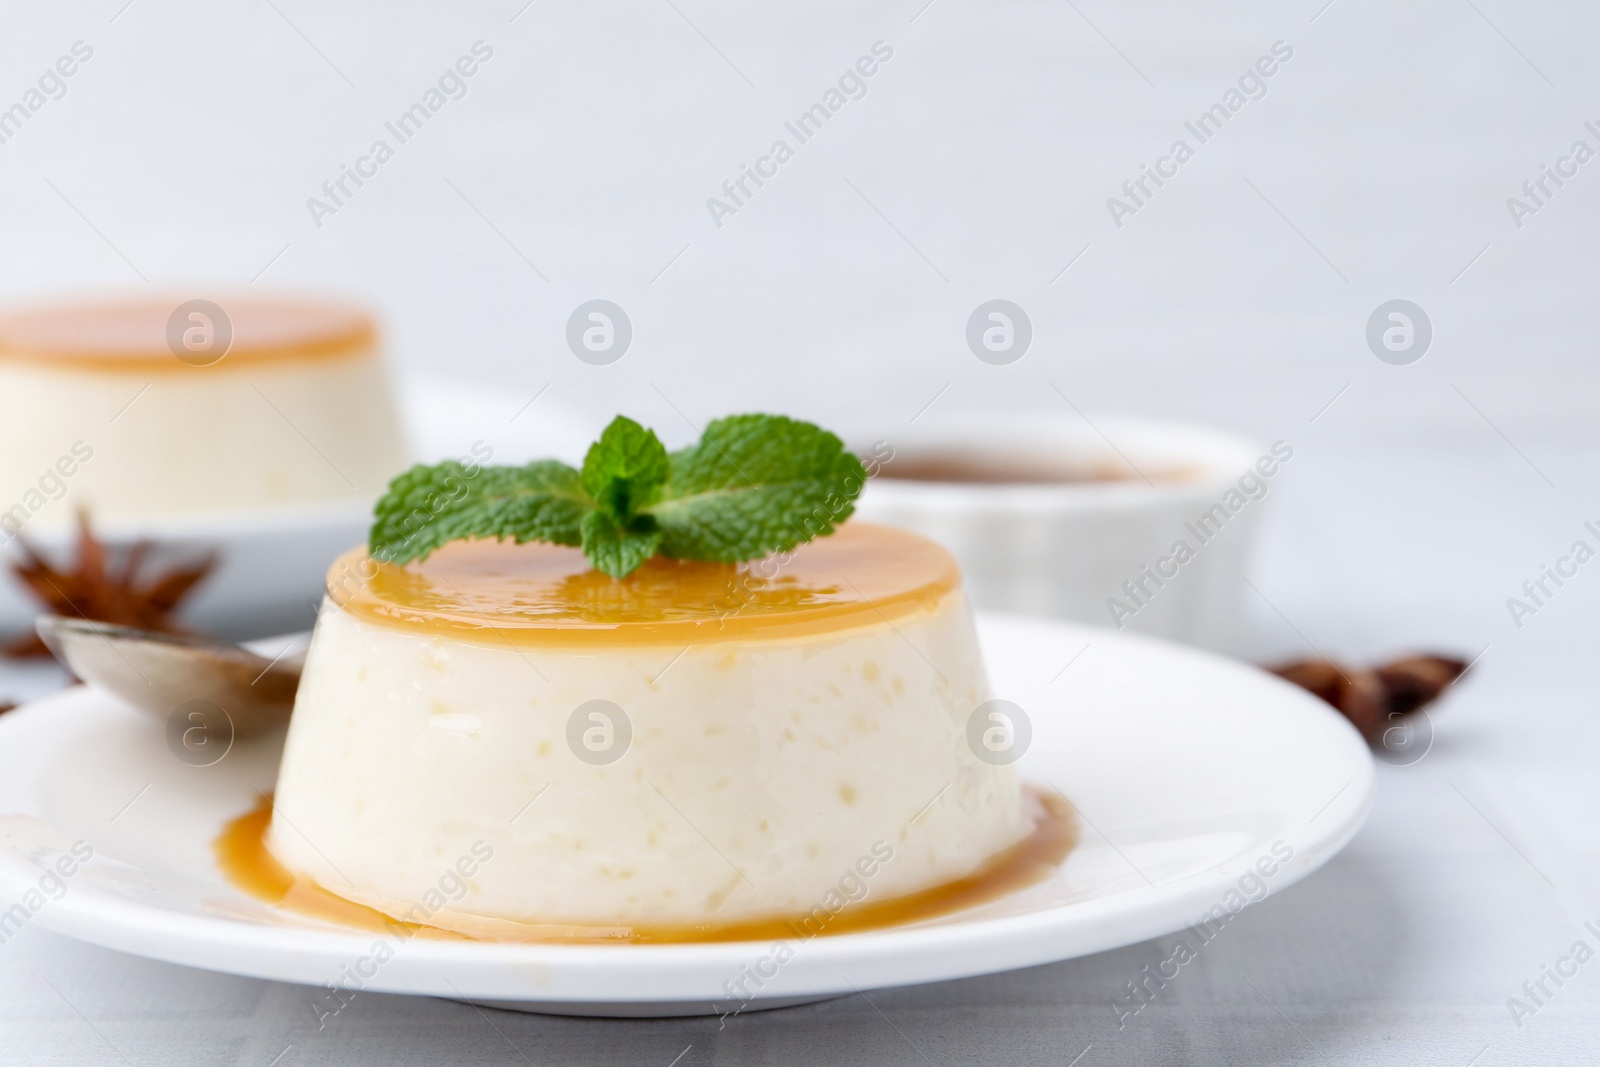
[0, 295, 376, 373]
[326, 522, 964, 647]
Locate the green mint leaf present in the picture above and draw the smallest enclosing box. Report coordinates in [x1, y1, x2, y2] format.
[369, 459, 589, 565]
[644, 414, 867, 563]
[580, 415, 669, 523]
[367, 414, 867, 578]
[580, 509, 663, 579]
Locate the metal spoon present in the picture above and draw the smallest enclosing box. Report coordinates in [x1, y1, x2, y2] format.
[35, 616, 304, 737]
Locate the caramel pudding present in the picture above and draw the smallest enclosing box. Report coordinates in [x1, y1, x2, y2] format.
[0, 295, 406, 523]
[268, 523, 1034, 936]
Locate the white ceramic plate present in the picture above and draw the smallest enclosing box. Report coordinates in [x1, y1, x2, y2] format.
[0, 615, 1372, 1017]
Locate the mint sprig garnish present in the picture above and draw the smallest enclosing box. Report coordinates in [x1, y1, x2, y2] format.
[368, 460, 588, 561]
[370, 413, 867, 578]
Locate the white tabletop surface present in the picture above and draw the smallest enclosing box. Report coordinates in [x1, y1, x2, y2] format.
[3, 0, 1598, 1062]
[0, 420, 1592, 1066]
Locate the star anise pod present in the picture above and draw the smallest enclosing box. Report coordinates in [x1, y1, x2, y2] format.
[1269, 654, 1468, 745]
[2, 511, 216, 658]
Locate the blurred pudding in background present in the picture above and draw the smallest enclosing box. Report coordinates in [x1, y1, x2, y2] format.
[0, 294, 408, 637]
[0, 294, 406, 525]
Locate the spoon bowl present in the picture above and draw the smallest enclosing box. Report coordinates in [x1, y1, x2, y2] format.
[34, 616, 303, 737]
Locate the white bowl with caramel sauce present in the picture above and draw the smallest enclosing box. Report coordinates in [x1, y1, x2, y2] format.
[852, 414, 1276, 653]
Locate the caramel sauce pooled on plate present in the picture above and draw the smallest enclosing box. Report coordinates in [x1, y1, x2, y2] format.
[216, 787, 1076, 944]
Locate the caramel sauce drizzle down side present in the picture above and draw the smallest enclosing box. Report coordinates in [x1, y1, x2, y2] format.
[217, 787, 1076, 944]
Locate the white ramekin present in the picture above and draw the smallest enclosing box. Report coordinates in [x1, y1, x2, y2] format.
[850, 414, 1277, 654]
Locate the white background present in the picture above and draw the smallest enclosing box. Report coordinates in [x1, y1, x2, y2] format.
[2, 1, 1599, 1063]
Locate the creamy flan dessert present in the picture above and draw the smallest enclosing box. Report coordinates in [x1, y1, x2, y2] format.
[268, 522, 1032, 935]
[0, 295, 406, 525]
